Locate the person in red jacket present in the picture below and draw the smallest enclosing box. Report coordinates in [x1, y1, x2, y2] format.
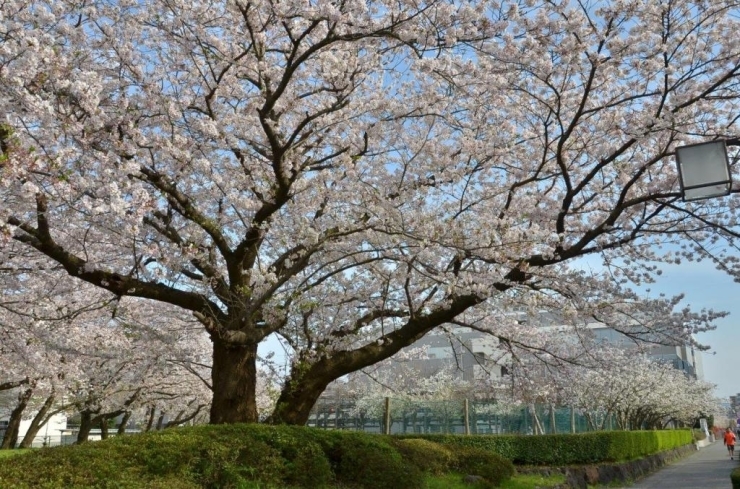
[724, 428, 736, 460]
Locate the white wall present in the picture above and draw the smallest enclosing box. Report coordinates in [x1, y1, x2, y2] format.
[17, 412, 68, 447]
[0, 411, 67, 447]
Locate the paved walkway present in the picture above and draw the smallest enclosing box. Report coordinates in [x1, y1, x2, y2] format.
[623, 441, 736, 488]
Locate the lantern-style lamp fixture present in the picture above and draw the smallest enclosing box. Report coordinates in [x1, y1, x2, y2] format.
[675, 139, 737, 201]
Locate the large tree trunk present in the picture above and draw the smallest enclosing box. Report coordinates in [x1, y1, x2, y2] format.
[210, 339, 258, 424]
[19, 393, 56, 448]
[77, 410, 95, 444]
[269, 363, 341, 425]
[268, 294, 482, 425]
[1, 388, 33, 449]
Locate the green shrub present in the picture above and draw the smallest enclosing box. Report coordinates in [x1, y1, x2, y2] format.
[394, 438, 455, 475]
[396, 433, 521, 460]
[0, 425, 336, 489]
[0, 425, 693, 488]
[193, 439, 285, 489]
[454, 446, 515, 488]
[334, 434, 425, 489]
[238, 424, 334, 488]
[282, 439, 333, 488]
[692, 429, 707, 441]
[396, 429, 692, 466]
[731, 466, 740, 488]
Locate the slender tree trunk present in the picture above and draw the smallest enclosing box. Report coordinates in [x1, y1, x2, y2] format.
[549, 405, 557, 434]
[117, 411, 132, 435]
[570, 406, 576, 433]
[171, 410, 185, 426]
[19, 393, 56, 448]
[164, 405, 204, 429]
[1, 388, 33, 449]
[99, 416, 109, 439]
[584, 412, 595, 431]
[156, 412, 166, 430]
[145, 406, 156, 432]
[210, 339, 259, 424]
[532, 411, 543, 435]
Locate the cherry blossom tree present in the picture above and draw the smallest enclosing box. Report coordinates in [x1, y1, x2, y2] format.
[562, 352, 718, 430]
[0, 262, 213, 444]
[98, 298, 213, 434]
[493, 339, 720, 432]
[48, 298, 213, 442]
[0, 248, 115, 447]
[3, 0, 740, 425]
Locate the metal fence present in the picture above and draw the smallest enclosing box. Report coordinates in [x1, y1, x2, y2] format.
[307, 398, 614, 435]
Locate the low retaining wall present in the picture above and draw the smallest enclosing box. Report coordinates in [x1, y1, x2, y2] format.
[696, 438, 712, 449]
[519, 444, 697, 489]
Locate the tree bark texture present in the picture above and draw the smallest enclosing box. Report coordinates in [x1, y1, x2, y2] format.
[76, 411, 95, 444]
[210, 339, 259, 424]
[269, 368, 336, 425]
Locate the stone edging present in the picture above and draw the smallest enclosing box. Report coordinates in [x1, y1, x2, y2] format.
[517, 444, 697, 489]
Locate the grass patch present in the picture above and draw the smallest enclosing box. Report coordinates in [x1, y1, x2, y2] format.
[0, 449, 32, 459]
[499, 473, 566, 489]
[425, 472, 565, 489]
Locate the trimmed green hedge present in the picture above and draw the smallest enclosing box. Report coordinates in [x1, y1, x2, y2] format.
[0, 425, 688, 487]
[0, 424, 516, 489]
[396, 429, 692, 466]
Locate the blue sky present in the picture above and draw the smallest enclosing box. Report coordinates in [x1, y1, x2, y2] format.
[641, 260, 739, 401]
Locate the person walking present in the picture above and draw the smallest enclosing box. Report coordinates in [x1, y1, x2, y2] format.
[724, 427, 736, 460]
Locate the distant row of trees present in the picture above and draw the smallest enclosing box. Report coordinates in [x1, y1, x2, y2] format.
[0, 273, 213, 446]
[318, 340, 722, 433]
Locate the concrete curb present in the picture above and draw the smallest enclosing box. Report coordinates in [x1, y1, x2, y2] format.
[518, 444, 697, 489]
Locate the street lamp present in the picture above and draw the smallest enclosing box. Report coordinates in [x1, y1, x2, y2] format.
[675, 139, 737, 201]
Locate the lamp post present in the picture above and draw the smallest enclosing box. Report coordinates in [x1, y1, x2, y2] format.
[675, 139, 737, 201]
